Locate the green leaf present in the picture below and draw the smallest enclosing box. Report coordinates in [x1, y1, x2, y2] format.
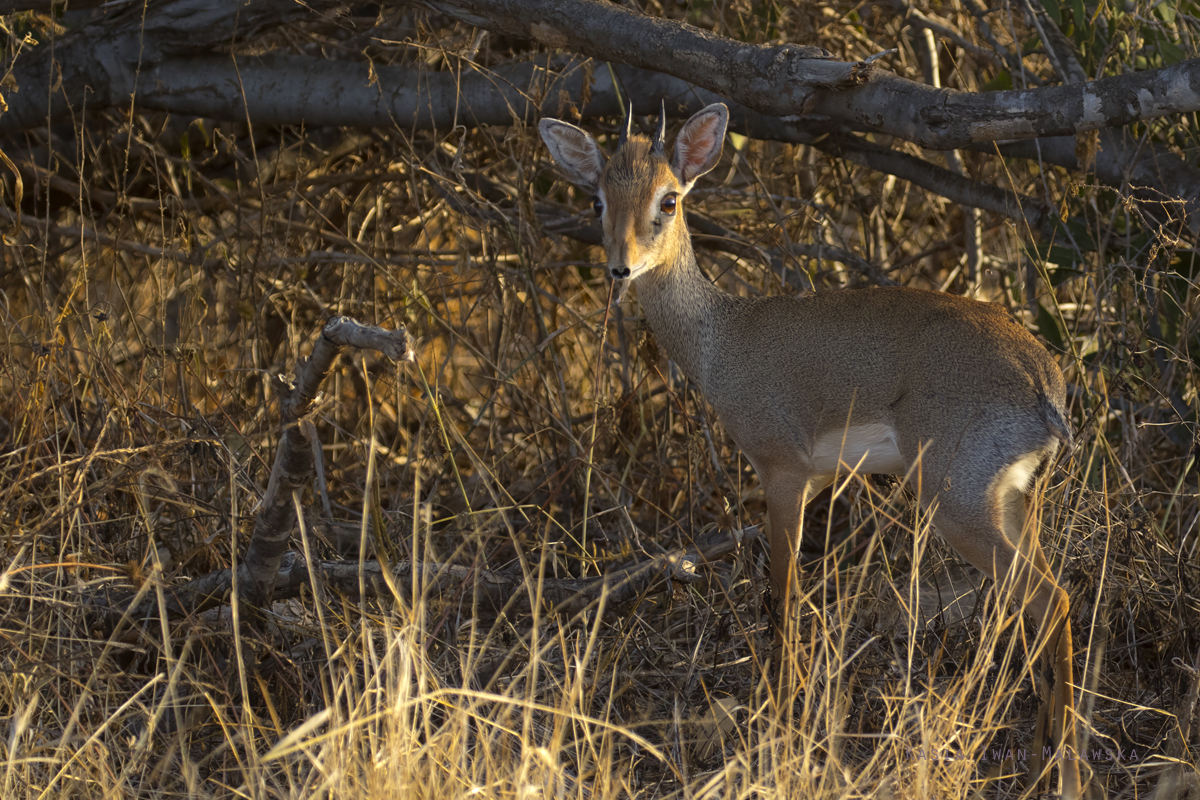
[1036, 303, 1065, 349]
[189, 118, 211, 148]
[1042, 0, 1062, 26]
[982, 70, 1013, 91]
[1158, 40, 1186, 65]
[1070, 0, 1088, 41]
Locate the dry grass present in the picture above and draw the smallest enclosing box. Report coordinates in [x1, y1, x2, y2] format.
[2, 1, 1199, 798]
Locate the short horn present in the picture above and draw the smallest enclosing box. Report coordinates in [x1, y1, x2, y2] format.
[618, 103, 634, 148]
[651, 101, 667, 156]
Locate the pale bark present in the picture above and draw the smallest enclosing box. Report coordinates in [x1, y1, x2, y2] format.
[0, 0, 341, 136]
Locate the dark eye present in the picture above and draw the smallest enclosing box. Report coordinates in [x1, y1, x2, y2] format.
[660, 194, 677, 216]
[592, 197, 604, 217]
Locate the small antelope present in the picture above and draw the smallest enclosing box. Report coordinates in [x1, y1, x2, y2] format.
[539, 104, 1080, 798]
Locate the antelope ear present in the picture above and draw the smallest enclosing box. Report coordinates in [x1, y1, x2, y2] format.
[539, 119, 605, 193]
[672, 104, 728, 193]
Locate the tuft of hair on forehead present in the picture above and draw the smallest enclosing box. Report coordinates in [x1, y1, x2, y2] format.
[603, 135, 675, 189]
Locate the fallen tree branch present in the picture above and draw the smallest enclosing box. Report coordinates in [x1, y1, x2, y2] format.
[0, 0, 342, 136]
[92, 315, 760, 625]
[238, 316, 415, 607]
[6, 4, 1194, 243]
[422, 0, 1200, 149]
[815, 134, 1056, 236]
[113, 524, 763, 621]
[16, 49, 1186, 239]
[4, 0, 1200, 151]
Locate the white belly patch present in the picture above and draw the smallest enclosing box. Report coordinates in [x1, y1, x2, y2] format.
[998, 452, 1042, 495]
[810, 423, 906, 475]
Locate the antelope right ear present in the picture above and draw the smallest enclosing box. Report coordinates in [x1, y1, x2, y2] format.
[539, 119, 605, 193]
[673, 104, 728, 194]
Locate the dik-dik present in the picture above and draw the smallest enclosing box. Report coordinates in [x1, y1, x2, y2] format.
[539, 103, 1081, 798]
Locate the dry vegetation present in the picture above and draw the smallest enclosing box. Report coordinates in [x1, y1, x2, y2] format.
[2, 1, 1199, 798]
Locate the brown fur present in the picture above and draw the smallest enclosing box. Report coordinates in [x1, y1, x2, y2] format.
[540, 105, 1083, 799]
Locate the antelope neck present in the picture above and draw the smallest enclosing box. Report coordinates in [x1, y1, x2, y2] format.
[633, 232, 733, 390]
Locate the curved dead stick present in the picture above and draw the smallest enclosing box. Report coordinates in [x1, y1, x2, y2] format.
[238, 316, 415, 607]
[113, 524, 762, 622]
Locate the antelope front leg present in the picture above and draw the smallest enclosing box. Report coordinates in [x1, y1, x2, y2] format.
[765, 471, 830, 694]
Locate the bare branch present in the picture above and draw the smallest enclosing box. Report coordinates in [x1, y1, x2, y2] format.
[994, 132, 1200, 232]
[238, 317, 415, 607]
[685, 212, 895, 288]
[0, 0, 342, 135]
[816, 135, 1056, 236]
[959, 0, 1038, 86]
[0, 207, 220, 266]
[4, 0, 1198, 152]
[5, 1, 1194, 237]
[128, 51, 1200, 228]
[9, 42, 1187, 242]
[424, 0, 1200, 148]
[891, 0, 1007, 71]
[1018, 0, 1089, 86]
[109, 525, 762, 622]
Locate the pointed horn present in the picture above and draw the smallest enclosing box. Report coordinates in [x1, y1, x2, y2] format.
[651, 100, 667, 156]
[618, 103, 634, 148]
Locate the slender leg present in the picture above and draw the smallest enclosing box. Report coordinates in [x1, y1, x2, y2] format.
[764, 471, 832, 691]
[936, 485, 1080, 800]
[897, 404, 1081, 800]
[764, 472, 806, 657]
[1017, 557, 1078, 798]
[1005, 491, 1081, 799]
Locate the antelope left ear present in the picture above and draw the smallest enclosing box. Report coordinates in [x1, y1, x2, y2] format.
[540, 118, 605, 193]
[672, 104, 728, 193]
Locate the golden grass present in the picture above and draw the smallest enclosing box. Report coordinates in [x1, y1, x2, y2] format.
[2, 2, 1199, 798]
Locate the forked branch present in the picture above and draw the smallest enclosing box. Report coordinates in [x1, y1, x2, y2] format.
[238, 316, 415, 607]
[424, 0, 1200, 148]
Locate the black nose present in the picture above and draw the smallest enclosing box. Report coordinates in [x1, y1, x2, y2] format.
[611, 266, 631, 279]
